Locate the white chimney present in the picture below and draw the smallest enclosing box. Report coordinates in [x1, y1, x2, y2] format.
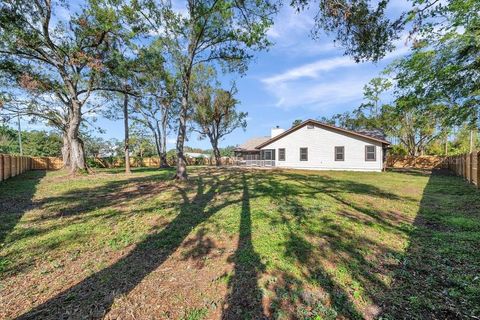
[271, 125, 285, 138]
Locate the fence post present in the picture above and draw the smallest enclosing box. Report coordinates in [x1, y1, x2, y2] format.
[12, 156, 16, 177]
[5, 155, 11, 179]
[0, 154, 3, 182]
[466, 153, 471, 182]
[470, 152, 474, 184]
[473, 151, 479, 186]
[11, 156, 15, 177]
[465, 154, 468, 180]
[10, 156, 14, 177]
[477, 152, 480, 189]
[458, 156, 461, 176]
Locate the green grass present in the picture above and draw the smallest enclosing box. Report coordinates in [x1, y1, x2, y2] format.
[181, 307, 209, 320]
[0, 167, 479, 319]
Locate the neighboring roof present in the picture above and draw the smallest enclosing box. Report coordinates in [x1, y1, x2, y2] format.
[355, 128, 389, 142]
[234, 136, 270, 152]
[256, 119, 390, 149]
[185, 152, 210, 158]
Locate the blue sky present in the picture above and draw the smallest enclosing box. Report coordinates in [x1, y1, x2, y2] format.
[19, 0, 414, 151]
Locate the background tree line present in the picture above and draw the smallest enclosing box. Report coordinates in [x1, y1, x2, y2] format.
[0, 123, 236, 162]
[0, 0, 477, 179]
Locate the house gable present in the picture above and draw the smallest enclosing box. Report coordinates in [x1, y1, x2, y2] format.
[255, 119, 390, 149]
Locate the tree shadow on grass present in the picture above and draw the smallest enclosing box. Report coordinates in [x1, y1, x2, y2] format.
[222, 174, 266, 319]
[30, 169, 175, 221]
[13, 167, 473, 319]
[247, 170, 415, 319]
[15, 169, 236, 319]
[266, 194, 367, 320]
[0, 170, 46, 246]
[98, 167, 176, 175]
[379, 170, 480, 319]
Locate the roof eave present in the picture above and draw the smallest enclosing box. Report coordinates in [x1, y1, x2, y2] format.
[255, 119, 390, 148]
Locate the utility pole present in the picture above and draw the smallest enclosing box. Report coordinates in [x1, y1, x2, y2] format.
[470, 129, 474, 153]
[17, 112, 23, 155]
[123, 87, 131, 174]
[445, 134, 448, 156]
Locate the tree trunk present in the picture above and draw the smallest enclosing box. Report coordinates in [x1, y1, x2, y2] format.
[160, 151, 169, 168]
[175, 94, 188, 180]
[214, 148, 221, 166]
[124, 92, 131, 174]
[160, 107, 169, 168]
[68, 103, 86, 174]
[152, 126, 163, 167]
[62, 131, 71, 169]
[209, 136, 221, 166]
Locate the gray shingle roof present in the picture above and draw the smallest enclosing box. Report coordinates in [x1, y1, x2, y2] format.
[234, 136, 270, 151]
[355, 129, 388, 142]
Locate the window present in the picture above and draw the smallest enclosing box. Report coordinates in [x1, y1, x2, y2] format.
[300, 148, 308, 161]
[365, 145, 376, 161]
[307, 124, 314, 129]
[335, 146, 344, 161]
[279, 148, 286, 161]
[264, 150, 272, 160]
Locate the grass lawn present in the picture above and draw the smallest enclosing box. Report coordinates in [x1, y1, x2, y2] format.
[0, 167, 479, 319]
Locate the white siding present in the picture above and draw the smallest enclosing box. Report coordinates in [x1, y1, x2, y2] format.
[260, 124, 384, 172]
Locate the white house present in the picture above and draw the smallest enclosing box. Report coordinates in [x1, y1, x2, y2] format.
[185, 152, 210, 159]
[234, 119, 390, 172]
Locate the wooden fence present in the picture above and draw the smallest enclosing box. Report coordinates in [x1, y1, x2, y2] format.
[386, 155, 448, 169]
[31, 157, 64, 170]
[446, 151, 480, 188]
[92, 156, 237, 168]
[0, 155, 64, 182]
[1, 154, 235, 182]
[0, 154, 33, 182]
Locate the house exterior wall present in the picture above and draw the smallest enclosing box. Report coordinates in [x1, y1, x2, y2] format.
[259, 124, 384, 171]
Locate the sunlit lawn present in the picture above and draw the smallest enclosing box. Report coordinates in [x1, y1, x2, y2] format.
[0, 167, 479, 319]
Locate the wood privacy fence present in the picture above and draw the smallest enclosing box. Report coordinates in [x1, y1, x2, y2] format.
[0, 154, 63, 182]
[446, 151, 480, 188]
[30, 157, 64, 170]
[386, 154, 480, 188]
[386, 155, 448, 169]
[0, 154, 33, 182]
[93, 156, 237, 168]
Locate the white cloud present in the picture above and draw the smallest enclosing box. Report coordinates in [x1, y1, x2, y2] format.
[259, 29, 412, 112]
[267, 76, 369, 110]
[263, 33, 410, 87]
[265, 6, 338, 57]
[262, 56, 357, 85]
[171, 0, 190, 18]
[267, 7, 313, 40]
